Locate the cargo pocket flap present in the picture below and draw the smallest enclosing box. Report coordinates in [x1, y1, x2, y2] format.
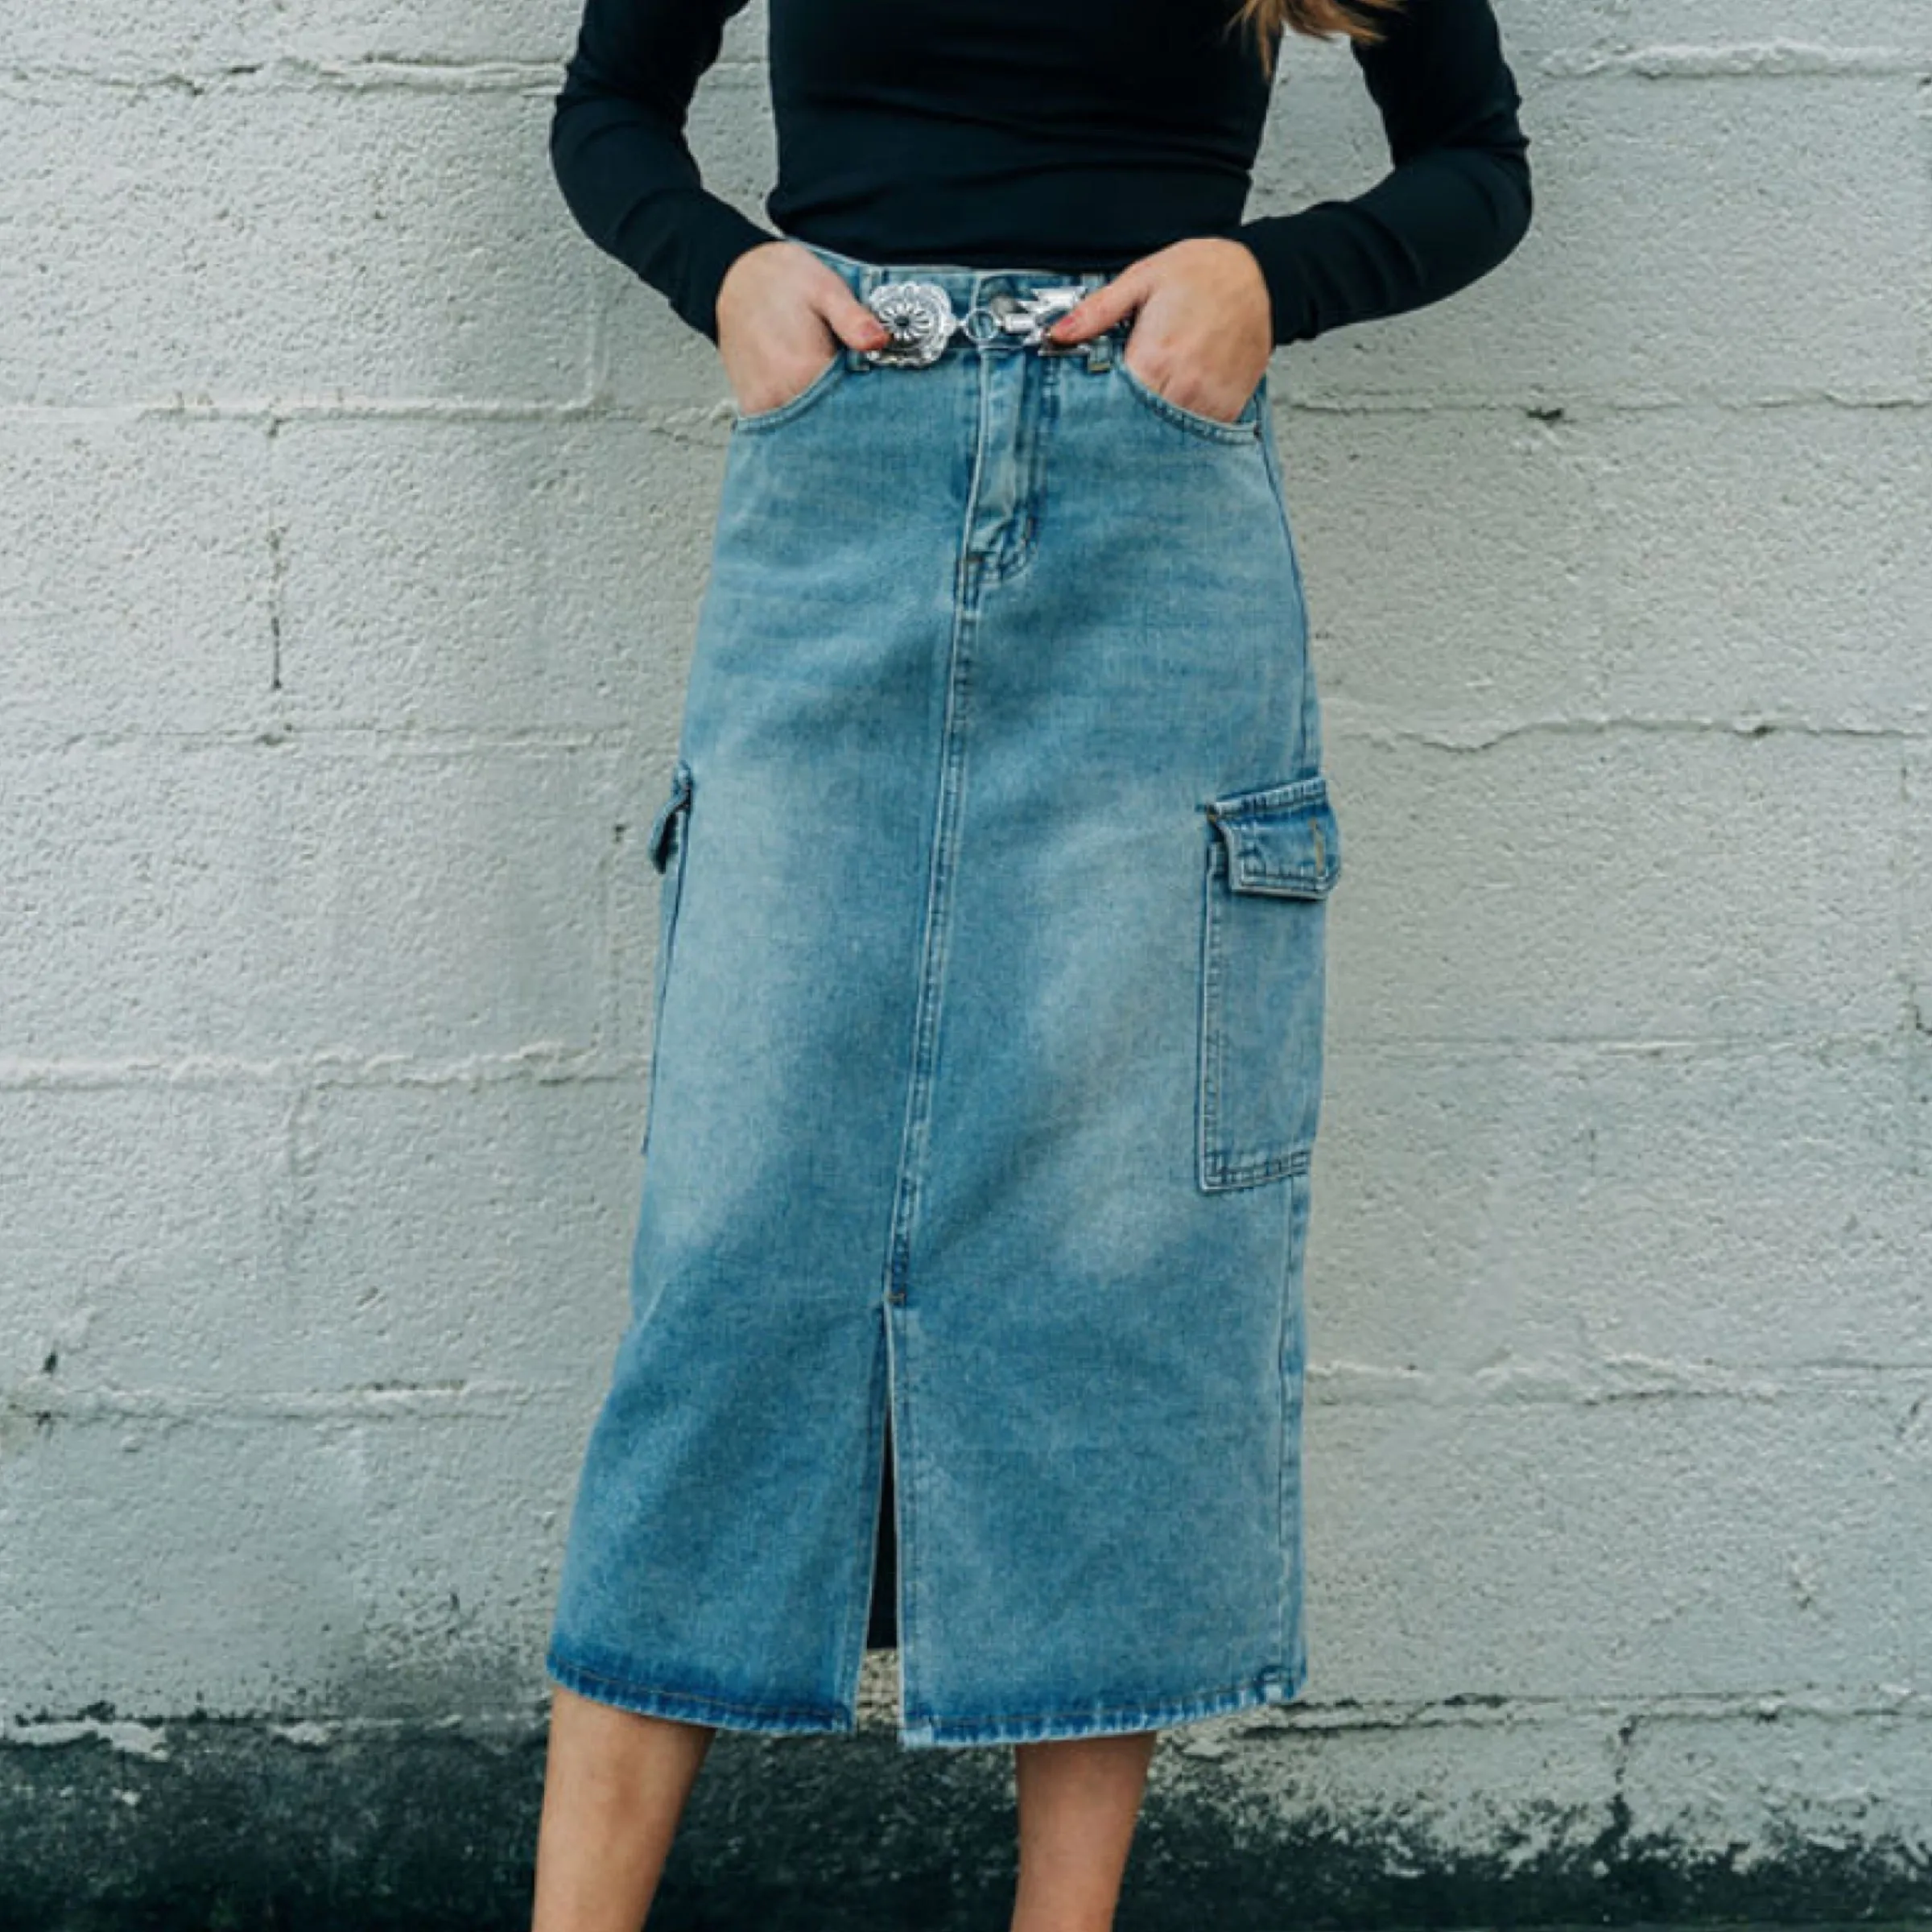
[646, 761, 693, 875]
[1208, 774, 1340, 898]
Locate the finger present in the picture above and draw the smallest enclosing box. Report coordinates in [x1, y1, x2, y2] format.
[1046, 268, 1146, 345]
[817, 282, 893, 351]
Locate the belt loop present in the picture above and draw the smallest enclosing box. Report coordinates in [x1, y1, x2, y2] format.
[1080, 268, 1115, 374]
[848, 262, 883, 373]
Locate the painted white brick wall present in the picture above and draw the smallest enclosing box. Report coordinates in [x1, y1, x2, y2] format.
[3, 0, 1927, 1880]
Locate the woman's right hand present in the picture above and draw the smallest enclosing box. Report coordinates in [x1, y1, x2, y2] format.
[716, 242, 892, 415]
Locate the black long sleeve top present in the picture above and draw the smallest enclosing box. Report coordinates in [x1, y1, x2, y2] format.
[549, 0, 1532, 349]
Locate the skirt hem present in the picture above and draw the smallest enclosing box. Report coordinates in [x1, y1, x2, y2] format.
[546, 1644, 1307, 1750]
[898, 1658, 1308, 1751]
[545, 1645, 857, 1737]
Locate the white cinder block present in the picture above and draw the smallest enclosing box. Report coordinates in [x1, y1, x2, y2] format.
[1583, 404, 1932, 728]
[0, 1406, 581, 1713]
[1287, 402, 1932, 735]
[1322, 729, 1903, 1045]
[0, 1080, 645, 1396]
[1311, 1037, 1932, 1380]
[281, 0, 583, 65]
[272, 416, 717, 731]
[0, 1084, 289, 1382]
[0, 84, 590, 407]
[282, 1079, 645, 1389]
[0, 416, 273, 733]
[0, 0, 275, 72]
[1898, 742, 1932, 1004]
[1512, 0, 1932, 64]
[1286, 71, 1929, 407]
[1307, 1391, 1929, 1702]
[1283, 406, 1605, 726]
[0, 742, 621, 1060]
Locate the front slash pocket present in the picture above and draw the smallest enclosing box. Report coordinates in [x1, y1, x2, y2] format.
[1116, 352, 1265, 445]
[641, 758, 694, 1159]
[730, 349, 848, 433]
[1197, 771, 1341, 1192]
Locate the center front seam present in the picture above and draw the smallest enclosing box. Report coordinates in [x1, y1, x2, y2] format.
[872, 334, 997, 1733]
[881, 350, 991, 1317]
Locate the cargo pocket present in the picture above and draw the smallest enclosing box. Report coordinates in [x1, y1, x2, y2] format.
[1197, 771, 1341, 1192]
[640, 758, 693, 1159]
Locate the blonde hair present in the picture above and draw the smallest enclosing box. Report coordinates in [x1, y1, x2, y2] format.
[1232, 0, 1405, 79]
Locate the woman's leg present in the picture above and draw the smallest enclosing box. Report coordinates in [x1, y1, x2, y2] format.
[530, 1686, 716, 1932]
[1009, 1730, 1159, 1932]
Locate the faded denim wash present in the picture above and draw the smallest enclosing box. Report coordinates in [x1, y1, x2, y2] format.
[543, 239, 1341, 1749]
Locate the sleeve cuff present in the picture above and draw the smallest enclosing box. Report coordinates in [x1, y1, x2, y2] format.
[1230, 222, 1314, 348]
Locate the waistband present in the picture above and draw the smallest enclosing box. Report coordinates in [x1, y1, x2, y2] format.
[792, 237, 1133, 372]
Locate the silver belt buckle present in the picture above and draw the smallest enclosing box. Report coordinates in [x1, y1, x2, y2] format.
[1001, 285, 1088, 353]
[862, 279, 1092, 365]
[862, 280, 956, 367]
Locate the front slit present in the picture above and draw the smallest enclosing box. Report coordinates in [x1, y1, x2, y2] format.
[865, 1403, 900, 1648]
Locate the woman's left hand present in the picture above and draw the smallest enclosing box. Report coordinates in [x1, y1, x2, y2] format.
[1046, 237, 1273, 424]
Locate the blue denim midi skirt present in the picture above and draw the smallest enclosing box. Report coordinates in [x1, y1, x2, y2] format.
[543, 240, 1342, 1750]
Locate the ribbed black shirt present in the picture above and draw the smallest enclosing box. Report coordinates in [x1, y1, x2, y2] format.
[549, 0, 1532, 349]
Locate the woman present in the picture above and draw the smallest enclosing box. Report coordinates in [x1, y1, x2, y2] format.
[531, 0, 1531, 1923]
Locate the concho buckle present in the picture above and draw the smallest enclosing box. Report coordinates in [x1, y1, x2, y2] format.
[862, 280, 956, 367]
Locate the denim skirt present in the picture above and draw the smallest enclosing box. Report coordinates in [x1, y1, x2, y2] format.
[543, 239, 1342, 1749]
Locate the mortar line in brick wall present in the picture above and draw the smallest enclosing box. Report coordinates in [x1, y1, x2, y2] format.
[0, 400, 626, 427]
[1311, 1359, 1932, 1406]
[5, 394, 1929, 427]
[1, 1025, 1917, 1092]
[5, 712, 1926, 760]
[2, 722, 647, 753]
[7, 1363, 1929, 1422]
[1336, 712, 1932, 751]
[0, 1381, 576, 1426]
[1286, 388, 1932, 415]
[6, 1687, 1930, 1747]
[0, 1050, 638, 1088]
[1, 53, 765, 94]
[1539, 43, 1932, 80]
[11, 45, 1926, 89]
